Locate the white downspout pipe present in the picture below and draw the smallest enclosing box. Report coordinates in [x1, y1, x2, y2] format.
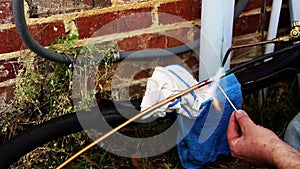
[259, 0, 282, 108]
[264, 0, 282, 54]
[289, 0, 300, 22]
[198, 0, 235, 143]
[199, 0, 235, 81]
[288, 0, 300, 93]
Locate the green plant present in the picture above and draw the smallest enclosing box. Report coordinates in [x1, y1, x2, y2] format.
[0, 52, 45, 138]
[49, 34, 80, 56]
[0, 33, 116, 139]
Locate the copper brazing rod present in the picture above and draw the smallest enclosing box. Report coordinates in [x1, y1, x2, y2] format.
[56, 79, 212, 169]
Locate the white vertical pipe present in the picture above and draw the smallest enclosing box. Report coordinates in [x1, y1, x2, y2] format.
[289, 0, 300, 21]
[289, 0, 300, 92]
[260, 0, 282, 109]
[289, 0, 300, 44]
[265, 0, 282, 54]
[199, 0, 235, 81]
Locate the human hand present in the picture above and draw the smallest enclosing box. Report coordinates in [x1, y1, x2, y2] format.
[226, 110, 281, 166]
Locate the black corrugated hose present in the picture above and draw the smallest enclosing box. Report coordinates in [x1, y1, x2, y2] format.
[12, 0, 248, 64]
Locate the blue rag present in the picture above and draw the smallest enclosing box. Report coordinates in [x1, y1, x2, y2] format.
[177, 73, 242, 168]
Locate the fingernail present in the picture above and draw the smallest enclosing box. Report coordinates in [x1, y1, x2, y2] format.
[235, 110, 244, 118]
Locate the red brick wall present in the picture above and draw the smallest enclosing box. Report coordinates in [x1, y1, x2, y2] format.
[0, 0, 292, 102]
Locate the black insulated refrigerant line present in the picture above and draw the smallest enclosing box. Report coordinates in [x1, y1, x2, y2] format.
[12, 0, 75, 64]
[13, 0, 248, 64]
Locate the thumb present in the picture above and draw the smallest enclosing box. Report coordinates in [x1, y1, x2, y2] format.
[235, 110, 255, 133]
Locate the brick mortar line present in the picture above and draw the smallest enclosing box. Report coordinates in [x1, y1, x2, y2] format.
[112, 0, 180, 11]
[239, 6, 272, 18]
[111, 0, 118, 6]
[0, 79, 15, 88]
[239, 3, 289, 18]
[0, 20, 198, 59]
[0, 52, 22, 60]
[0, 48, 36, 60]
[76, 20, 200, 47]
[0, 0, 180, 30]
[151, 3, 160, 27]
[63, 17, 78, 36]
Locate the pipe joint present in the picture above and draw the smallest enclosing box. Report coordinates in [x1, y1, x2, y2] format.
[290, 21, 300, 40]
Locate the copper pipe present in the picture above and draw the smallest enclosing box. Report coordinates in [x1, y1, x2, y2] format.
[221, 36, 292, 67]
[56, 79, 212, 169]
[222, 39, 275, 66]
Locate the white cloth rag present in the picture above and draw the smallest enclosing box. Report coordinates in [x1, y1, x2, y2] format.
[141, 64, 210, 119]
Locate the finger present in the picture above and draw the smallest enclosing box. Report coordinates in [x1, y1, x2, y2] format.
[234, 110, 255, 134]
[227, 111, 240, 142]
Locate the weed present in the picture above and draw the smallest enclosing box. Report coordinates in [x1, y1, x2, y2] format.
[0, 34, 115, 138]
[49, 34, 80, 56]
